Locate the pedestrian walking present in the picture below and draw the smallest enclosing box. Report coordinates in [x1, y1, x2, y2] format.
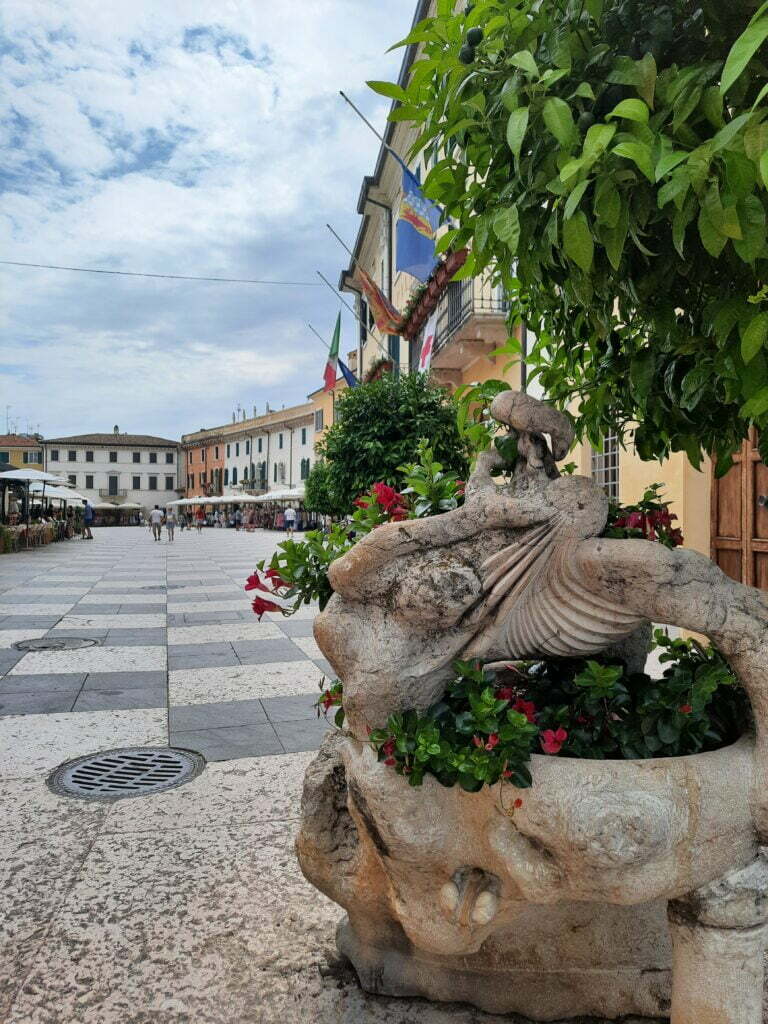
[234, 506, 243, 531]
[284, 504, 297, 537]
[165, 507, 177, 542]
[178, 512, 187, 531]
[82, 500, 94, 540]
[194, 507, 205, 534]
[149, 505, 163, 542]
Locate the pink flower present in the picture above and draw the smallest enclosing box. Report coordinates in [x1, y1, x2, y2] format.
[540, 727, 568, 755]
[484, 733, 500, 751]
[513, 798, 523, 809]
[455, 480, 465, 496]
[679, 704, 692, 714]
[384, 757, 396, 767]
[381, 738, 396, 757]
[472, 735, 483, 748]
[626, 511, 644, 530]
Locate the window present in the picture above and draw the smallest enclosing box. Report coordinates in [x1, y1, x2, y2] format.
[165, 475, 174, 490]
[166, 452, 174, 464]
[149, 452, 157, 464]
[148, 476, 158, 491]
[189, 451, 193, 464]
[232, 467, 238, 485]
[245, 440, 250, 455]
[23, 450, 42, 464]
[132, 452, 141, 463]
[278, 433, 283, 449]
[315, 409, 324, 432]
[300, 457, 310, 481]
[85, 450, 94, 463]
[50, 449, 59, 462]
[226, 444, 230, 458]
[273, 463, 277, 482]
[235, 442, 240, 457]
[68, 450, 76, 462]
[132, 475, 141, 490]
[278, 462, 286, 484]
[109, 451, 117, 463]
[189, 473, 195, 489]
[301, 428, 307, 445]
[214, 447, 219, 459]
[200, 472, 206, 485]
[360, 298, 369, 344]
[591, 433, 620, 501]
[68, 474, 76, 486]
[0, 452, 8, 464]
[257, 438, 262, 453]
[108, 476, 118, 496]
[243, 465, 248, 483]
[85, 474, 94, 489]
[201, 449, 205, 463]
[224, 468, 229, 485]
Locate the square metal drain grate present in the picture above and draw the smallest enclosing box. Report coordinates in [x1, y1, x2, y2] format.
[15, 637, 100, 651]
[48, 747, 206, 801]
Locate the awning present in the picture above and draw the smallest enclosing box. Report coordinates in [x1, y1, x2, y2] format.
[0, 469, 66, 484]
[29, 483, 87, 502]
[93, 501, 119, 510]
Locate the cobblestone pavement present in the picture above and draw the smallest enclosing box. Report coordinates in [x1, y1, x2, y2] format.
[0, 528, 758, 1023]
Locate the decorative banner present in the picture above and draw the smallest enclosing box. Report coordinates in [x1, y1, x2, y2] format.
[357, 268, 405, 335]
[396, 166, 441, 283]
[418, 313, 438, 374]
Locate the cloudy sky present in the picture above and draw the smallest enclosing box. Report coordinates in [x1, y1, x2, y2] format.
[0, 0, 415, 439]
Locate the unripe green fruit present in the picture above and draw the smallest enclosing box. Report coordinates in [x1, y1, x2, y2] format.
[578, 111, 595, 133]
[466, 27, 483, 46]
[459, 44, 475, 65]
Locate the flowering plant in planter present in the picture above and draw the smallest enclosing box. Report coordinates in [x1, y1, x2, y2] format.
[315, 632, 748, 791]
[603, 483, 684, 548]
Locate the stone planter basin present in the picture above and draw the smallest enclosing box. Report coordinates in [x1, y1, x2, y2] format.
[338, 733, 756, 956]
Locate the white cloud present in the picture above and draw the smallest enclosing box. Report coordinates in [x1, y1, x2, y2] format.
[0, 0, 415, 436]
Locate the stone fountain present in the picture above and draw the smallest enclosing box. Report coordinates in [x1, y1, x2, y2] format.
[297, 391, 768, 1023]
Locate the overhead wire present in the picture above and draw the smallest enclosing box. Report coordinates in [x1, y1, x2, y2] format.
[0, 260, 321, 286]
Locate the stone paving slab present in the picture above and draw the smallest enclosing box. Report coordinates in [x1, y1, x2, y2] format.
[169, 661, 323, 704]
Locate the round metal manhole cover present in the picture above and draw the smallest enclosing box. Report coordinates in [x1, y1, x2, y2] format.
[14, 636, 100, 652]
[48, 747, 206, 801]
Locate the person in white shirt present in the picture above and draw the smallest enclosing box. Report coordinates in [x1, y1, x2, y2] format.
[165, 508, 177, 543]
[284, 504, 297, 537]
[149, 505, 163, 542]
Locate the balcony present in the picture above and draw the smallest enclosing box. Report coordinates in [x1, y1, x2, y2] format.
[99, 488, 127, 499]
[429, 278, 510, 382]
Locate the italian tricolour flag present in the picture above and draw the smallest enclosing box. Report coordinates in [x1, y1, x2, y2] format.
[323, 312, 341, 392]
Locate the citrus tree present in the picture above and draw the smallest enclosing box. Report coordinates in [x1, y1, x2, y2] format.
[373, 0, 768, 472]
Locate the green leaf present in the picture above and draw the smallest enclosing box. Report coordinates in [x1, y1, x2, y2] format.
[506, 107, 529, 164]
[562, 212, 594, 271]
[700, 85, 725, 128]
[721, 16, 768, 94]
[698, 205, 728, 257]
[629, 349, 655, 407]
[564, 179, 591, 219]
[510, 50, 539, 78]
[594, 176, 620, 227]
[492, 205, 520, 252]
[606, 98, 649, 124]
[740, 387, 768, 418]
[573, 82, 596, 100]
[500, 78, 519, 113]
[636, 53, 657, 109]
[543, 97, 576, 149]
[366, 80, 408, 102]
[612, 141, 654, 182]
[761, 151, 768, 190]
[582, 123, 616, 160]
[604, 201, 629, 269]
[741, 312, 768, 363]
[711, 113, 753, 153]
[655, 151, 689, 180]
[734, 195, 767, 262]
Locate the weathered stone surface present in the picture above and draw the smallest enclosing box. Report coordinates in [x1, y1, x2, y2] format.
[301, 390, 768, 1021]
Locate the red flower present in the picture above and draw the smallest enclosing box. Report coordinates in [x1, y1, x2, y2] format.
[321, 691, 335, 712]
[679, 704, 692, 714]
[669, 528, 684, 546]
[389, 505, 409, 522]
[502, 768, 512, 779]
[512, 698, 537, 723]
[353, 497, 370, 509]
[472, 735, 483, 748]
[626, 511, 644, 530]
[251, 596, 283, 620]
[514, 798, 523, 809]
[383, 757, 396, 767]
[455, 480, 465, 496]
[371, 482, 402, 512]
[381, 738, 396, 757]
[613, 515, 627, 528]
[540, 727, 568, 755]
[245, 572, 271, 593]
[485, 733, 500, 751]
[496, 686, 516, 702]
[264, 568, 288, 588]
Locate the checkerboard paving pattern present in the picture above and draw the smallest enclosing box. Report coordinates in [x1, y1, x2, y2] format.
[0, 526, 333, 765]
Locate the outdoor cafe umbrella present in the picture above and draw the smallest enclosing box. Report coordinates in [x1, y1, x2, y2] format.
[0, 468, 68, 526]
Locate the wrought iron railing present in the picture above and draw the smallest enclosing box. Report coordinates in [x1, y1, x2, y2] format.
[434, 279, 509, 355]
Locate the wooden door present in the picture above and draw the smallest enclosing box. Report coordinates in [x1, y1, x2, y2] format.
[711, 430, 768, 589]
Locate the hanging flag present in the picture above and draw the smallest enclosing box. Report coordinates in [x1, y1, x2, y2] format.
[323, 313, 341, 392]
[396, 166, 441, 283]
[357, 268, 405, 335]
[338, 359, 359, 388]
[418, 313, 437, 374]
